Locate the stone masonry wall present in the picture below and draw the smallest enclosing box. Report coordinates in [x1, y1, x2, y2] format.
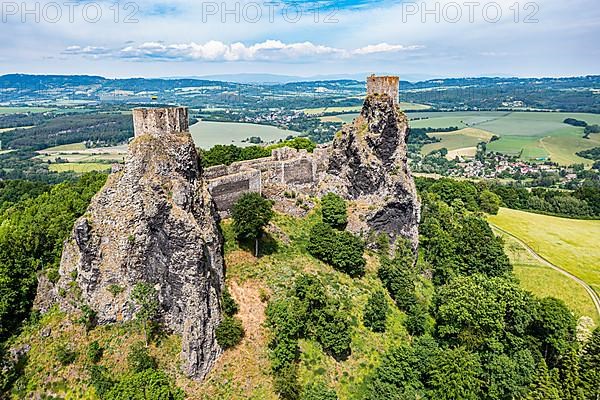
[367, 75, 400, 105]
[133, 107, 189, 138]
[205, 146, 329, 214]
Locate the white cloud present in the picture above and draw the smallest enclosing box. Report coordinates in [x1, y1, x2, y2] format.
[68, 40, 422, 62]
[353, 43, 424, 55]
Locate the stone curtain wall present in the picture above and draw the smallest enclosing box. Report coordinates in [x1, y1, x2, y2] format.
[366, 75, 400, 105]
[207, 170, 261, 211]
[205, 146, 329, 214]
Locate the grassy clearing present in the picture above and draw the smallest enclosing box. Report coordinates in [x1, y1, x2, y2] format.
[190, 121, 294, 149]
[488, 208, 600, 297]
[49, 163, 112, 173]
[421, 127, 495, 156]
[495, 229, 598, 323]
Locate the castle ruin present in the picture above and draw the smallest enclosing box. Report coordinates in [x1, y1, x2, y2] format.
[366, 75, 400, 105]
[205, 75, 404, 217]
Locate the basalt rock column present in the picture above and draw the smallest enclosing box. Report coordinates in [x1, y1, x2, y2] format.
[38, 107, 225, 380]
[324, 76, 420, 249]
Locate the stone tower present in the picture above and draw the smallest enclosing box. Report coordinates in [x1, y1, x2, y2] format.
[366, 75, 400, 105]
[132, 107, 189, 138]
[37, 105, 226, 381]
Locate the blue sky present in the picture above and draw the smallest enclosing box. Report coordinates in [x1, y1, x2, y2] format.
[1, 0, 599, 79]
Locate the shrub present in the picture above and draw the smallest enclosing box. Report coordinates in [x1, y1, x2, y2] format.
[77, 304, 97, 332]
[221, 286, 239, 317]
[405, 302, 431, 336]
[87, 340, 103, 364]
[321, 193, 347, 229]
[307, 223, 366, 277]
[107, 284, 124, 297]
[313, 307, 352, 359]
[127, 341, 157, 373]
[378, 256, 416, 311]
[302, 382, 338, 400]
[88, 365, 115, 398]
[274, 363, 301, 400]
[104, 369, 184, 400]
[363, 291, 389, 333]
[55, 343, 77, 366]
[216, 316, 244, 349]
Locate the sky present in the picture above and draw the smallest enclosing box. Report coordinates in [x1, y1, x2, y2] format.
[1, 0, 599, 79]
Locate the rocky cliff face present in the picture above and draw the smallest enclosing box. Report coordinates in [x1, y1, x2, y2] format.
[36, 107, 224, 380]
[323, 93, 420, 248]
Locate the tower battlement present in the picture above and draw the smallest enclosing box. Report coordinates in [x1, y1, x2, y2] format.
[133, 107, 189, 138]
[366, 75, 400, 105]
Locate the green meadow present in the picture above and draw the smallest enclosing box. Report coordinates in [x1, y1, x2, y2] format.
[489, 208, 600, 299]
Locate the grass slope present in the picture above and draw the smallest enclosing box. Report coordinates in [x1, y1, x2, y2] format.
[489, 208, 600, 298]
[496, 229, 599, 323]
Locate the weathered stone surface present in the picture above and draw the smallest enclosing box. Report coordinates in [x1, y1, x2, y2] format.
[322, 92, 420, 249]
[36, 108, 224, 381]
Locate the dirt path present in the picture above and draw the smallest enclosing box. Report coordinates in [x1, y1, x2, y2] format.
[491, 223, 600, 318]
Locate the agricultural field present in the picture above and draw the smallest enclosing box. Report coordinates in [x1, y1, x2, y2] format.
[408, 111, 600, 165]
[308, 102, 430, 116]
[0, 106, 54, 114]
[488, 208, 600, 304]
[49, 162, 112, 173]
[36, 142, 127, 171]
[421, 127, 494, 156]
[190, 121, 295, 149]
[495, 229, 599, 323]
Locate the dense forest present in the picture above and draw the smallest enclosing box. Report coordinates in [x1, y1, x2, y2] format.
[416, 177, 600, 219]
[1, 114, 134, 150]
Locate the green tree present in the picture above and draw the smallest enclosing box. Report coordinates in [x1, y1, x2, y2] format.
[87, 340, 104, 364]
[434, 275, 535, 351]
[131, 282, 160, 346]
[232, 192, 274, 257]
[525, 360, 562, 400]
[363, 291, 389, 333]
[307, 223, 366, 277]
[321, 193, 347, 229]
[531, 297, 577, 367]
[558, 348, 584, 400]
[364, 343, 424, 399]
[479, 190, 501, 215]
[378, 240, 417, 311]
[0, 172, 106, 340]
[579, 328, 600, 400]
[428, 347, 482, 400]
[127, 341, 157, 373]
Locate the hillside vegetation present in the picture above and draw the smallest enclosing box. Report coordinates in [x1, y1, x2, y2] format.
[2, 176, 599, 399]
